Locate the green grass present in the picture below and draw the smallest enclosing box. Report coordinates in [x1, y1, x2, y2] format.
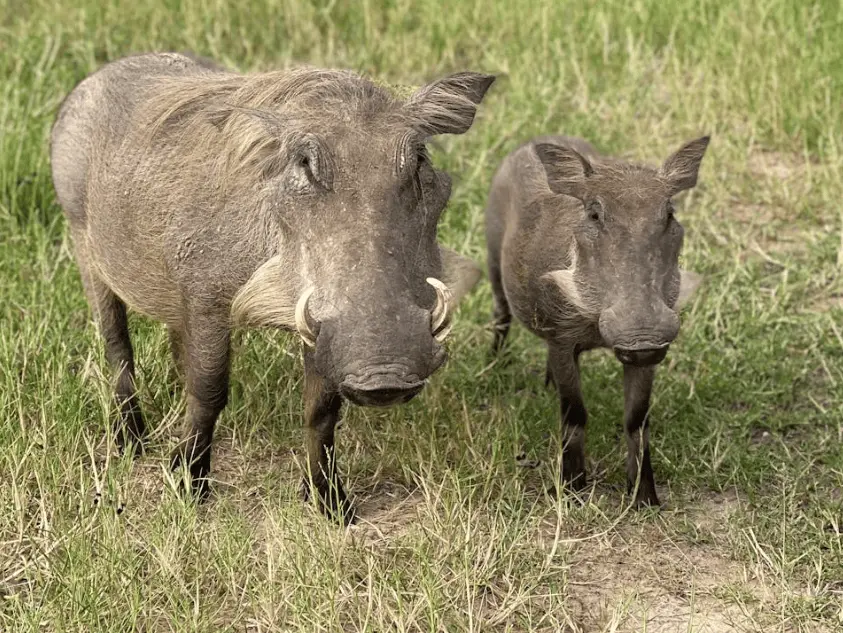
[2, 0, 843, 630]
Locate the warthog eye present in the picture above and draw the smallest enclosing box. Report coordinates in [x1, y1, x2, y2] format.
[664, 201, 677, 226]
[414, 146, 434, 191]
[296, 154, 317, 187]
[417, 146, 430, 169]
[587, 201, 603, 223]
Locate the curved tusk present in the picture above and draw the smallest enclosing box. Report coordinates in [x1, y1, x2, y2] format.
[426, 277, 452, 340]
[294, 287, 319, 347]
[433, 321, 453, 344]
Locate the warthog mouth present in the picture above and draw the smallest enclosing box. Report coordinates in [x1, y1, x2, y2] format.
[613, 344, 670, 367]
[339, 378, 426, 407]
[339, 365, 426, 407]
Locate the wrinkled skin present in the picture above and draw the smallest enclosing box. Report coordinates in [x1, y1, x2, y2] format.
[51, 53, 493, 522]
[485, 134, 709, 507]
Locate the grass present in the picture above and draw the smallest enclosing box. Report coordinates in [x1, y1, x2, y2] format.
[1, 0, 843, 630]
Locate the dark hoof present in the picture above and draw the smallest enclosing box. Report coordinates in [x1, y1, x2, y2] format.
[561, 473, 588, 497]
[561, 454, 587, 494]
[559, 468, 588, 506]
[631, 486, 661, 510]
[170, 450, 211, 501]
[301, 478, 356, 526]
[116, 435, 144, 458]
[114, 408, 146, 458]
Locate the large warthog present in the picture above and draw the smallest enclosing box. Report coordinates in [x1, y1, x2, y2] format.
[485, 135, 709, 507]
[52, 53, 494, 521]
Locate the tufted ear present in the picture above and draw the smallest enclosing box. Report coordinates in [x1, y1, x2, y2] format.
[660, 136, 710, 195]
[533, 142, 593, 201]
[439, 245, 482, 308]
[406, 72, 496, 137]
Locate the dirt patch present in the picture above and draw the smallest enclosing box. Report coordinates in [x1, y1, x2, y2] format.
[705, 198, 819, 264]
[747, 151, 810, 182]
[561, 493, 828, 633]
[683, 488, 743, 535]
[807, 295, 843, 313]
[352, 480, 425, 544]
[698, 149, 832, 263]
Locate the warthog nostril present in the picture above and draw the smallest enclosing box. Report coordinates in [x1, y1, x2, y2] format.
[613, 344, 670, 367]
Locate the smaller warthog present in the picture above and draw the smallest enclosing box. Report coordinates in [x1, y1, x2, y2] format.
[52, 53, 494, 522]
[485, 135, 709, 506]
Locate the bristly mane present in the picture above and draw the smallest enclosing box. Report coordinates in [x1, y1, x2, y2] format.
[148, 67, 401, 130]
[135, 66, 409, 189]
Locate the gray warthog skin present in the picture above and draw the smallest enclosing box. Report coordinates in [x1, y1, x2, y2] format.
[51, 52, 494, 522]
[485, 134, 709, 506]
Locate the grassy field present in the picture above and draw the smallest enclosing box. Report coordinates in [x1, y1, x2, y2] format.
[2, 0, 843, 630]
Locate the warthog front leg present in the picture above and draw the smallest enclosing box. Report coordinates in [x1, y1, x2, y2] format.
[300, 350, 354, 525]
[170, 315, 230, 500]
[547, 343, 588, 493]
[623, 364, 660, 507]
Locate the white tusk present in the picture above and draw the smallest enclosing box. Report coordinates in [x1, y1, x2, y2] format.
[433, 321, 453, 344]
[426, 277, 452, 339]
[294, 287, 318, 347]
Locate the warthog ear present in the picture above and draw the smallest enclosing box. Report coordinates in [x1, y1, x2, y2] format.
[676, 269, 704, 309]
[660, 136, 711, 194]
[407, 72, 496, 137]
[533, 142, 593, 200]
[439, 245, 482, 308]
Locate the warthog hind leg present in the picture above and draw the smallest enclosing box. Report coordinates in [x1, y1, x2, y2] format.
[489, 260, 512, 355]
[77, 246, 145, 456]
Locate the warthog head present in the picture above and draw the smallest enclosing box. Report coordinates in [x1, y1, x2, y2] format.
[535, 136, 709, 366]
[229, 70, 495, 405]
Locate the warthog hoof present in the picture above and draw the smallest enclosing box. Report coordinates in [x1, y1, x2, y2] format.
[630, 482, 661, 509]
[170, 449, 212, 501]
[114, 406, 146, 458]
[300, 478, 356, 526]
[561, 451, 587, 495]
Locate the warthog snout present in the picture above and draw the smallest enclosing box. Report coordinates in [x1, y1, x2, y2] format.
[301, 282, 451, 407]
[599, 299, 680, 367]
